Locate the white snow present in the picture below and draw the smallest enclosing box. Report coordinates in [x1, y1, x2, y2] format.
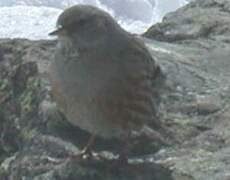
[0, 0, 189, 40]
[0, 6, 61, 39]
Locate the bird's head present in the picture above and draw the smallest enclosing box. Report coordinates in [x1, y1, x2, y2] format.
[49, 5, 122, 45]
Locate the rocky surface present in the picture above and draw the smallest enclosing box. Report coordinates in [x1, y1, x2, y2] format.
[0, 39, 170, 179]
[143, 0, 230, 179]
[1, 0, 230, 179]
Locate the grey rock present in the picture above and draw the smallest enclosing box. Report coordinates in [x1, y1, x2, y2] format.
[142, 0, 230, 179]
[144, 0, 230, 43]
[0, 38, 170, 179]
[1, 0, 230, 179]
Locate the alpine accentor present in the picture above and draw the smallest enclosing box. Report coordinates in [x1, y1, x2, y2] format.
[49, 5, 163, 157]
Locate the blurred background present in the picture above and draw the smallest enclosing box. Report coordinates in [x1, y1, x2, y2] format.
[0, 0, 192, 39]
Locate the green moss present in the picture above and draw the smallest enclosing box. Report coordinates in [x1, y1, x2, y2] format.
[165, 112, 193, 126]
[161, 21, 178, 30]
[28, 77, 40, 89]
[172, 148, 221, 179]
[20, 128, 38, 142]
[20, 91, 34, 111]
[0, 79, 8, 91]
[173, 117, 192, 126]
[191, 148, 213, 157]
[0, 168, 8, 179]
[188, 149, 219, 172]
[19, 77, 40, 113]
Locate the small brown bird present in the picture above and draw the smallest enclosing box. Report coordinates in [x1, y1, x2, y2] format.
[49, 5, 163, 159]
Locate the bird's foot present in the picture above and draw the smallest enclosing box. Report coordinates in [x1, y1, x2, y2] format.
[79, 147, 93, 159]
[71, 148, 109, 162]
[104, 154, 129, 168]
[116, 154, 129, 165]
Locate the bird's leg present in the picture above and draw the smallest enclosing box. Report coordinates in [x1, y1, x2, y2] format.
[118, 132, 132, 164]
[118, 144, 129, 164]
[79, 135, 109, 161]
[80, 134, 96, 158]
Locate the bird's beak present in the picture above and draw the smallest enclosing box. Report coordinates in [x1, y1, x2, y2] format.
[49, 25, 65, 36]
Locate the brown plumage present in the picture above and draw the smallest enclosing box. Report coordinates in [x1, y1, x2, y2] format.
[49, 5, 162, 157]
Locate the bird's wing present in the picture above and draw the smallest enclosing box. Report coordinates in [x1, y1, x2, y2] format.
[112, 36, 161, 128]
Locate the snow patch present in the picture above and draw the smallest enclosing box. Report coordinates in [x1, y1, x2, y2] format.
[0, 6, 61, 39]
[0, 0, 189, 39]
